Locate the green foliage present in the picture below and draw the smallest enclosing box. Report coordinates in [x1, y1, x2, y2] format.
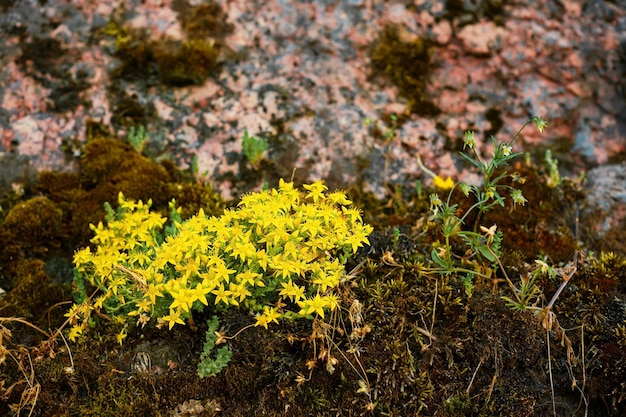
[127, 125, 149, 153]
[428, 117, 548, 290]
[66, 180, 373, 370]
[241, 130, 268, 169]
[544, 149, 561, 188]
[501, 258, 552, 311]
[197, 316, 232, 377]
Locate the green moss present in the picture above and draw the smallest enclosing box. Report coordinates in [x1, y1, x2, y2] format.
[369, 25, 440, 117]
[164, 181, 225, 220]
[79, 137, 170, 197]
[36, 171, 98, 247]
[153, 39, 219, 86]
[0, 258, 65, 319]
[4, 196, 63, 257]
[105, 1, 232, 88]
[0, 153, 38, 219]
[32, 128, 224, 253]
[442, 392, 479, 416]
[177, 1, 235, 42]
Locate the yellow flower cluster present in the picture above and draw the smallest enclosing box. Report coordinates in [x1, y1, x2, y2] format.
[67, 180, 373, 342]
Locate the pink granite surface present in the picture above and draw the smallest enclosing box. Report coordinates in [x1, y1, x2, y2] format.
[0, 0, 624, 201]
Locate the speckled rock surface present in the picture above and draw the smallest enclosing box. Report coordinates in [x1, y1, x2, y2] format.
[0, 0, 624, 201]
[584, 163, 626, 234]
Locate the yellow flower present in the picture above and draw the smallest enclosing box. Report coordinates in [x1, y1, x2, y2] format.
[146, 283, 164, 305]
[345, 230, 369, 254]
[212, 261, 236, 283]
[278, 178, 295, 192]
[229, 238, 256, 262]
[254, 249, 269, 271]
[279, 279, 305, 302]
[341, 206, 362, 223]
[170, 288, 194, 312]
[303, 181, 328, 202]
[69, 180, 375, 350]
[322, 294, 340, 311]
[136, 296, 153, 311]
[192, 282, 210, 306]
[297, 294, 328, 318]
[73, 247, 92, 269]
[68, 325, 84, 342]
[301, 218, 323, 238]
[162, 309, 185, 330]
[326, 191, 352, 206]
[230, 282, 251, 303]
[433, 175, 454, 190]
[211, 283, 232, 306]
[312, 270, 338, 292]
[116, 327, 127, 346]
[236, 269, 261, 287]
[254, 306, 281, 329]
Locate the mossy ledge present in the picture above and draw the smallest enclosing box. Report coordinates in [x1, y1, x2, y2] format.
[1, 131, 626, 416]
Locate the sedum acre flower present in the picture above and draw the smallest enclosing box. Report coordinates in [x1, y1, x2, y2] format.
[68, 182, 373, 343]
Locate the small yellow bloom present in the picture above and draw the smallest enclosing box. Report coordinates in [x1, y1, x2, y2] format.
[279, 279, 305, 302]
[326, 191, 352, 206]
[303, 181, 328, 202]
[162, 309, 185, 330]
[211, 283, 232, 306]
[312, 270, 338, 292]
[297, 294, 328, 318]
[116, 327, 127, 346]
[254, 306, 281, 329]
[68, 325, 84, 342]
[433, 175, 454, 190]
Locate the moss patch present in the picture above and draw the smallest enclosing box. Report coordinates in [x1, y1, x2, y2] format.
[369, 25, 440, 118]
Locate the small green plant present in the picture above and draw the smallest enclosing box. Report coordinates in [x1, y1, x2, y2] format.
[544, 149, 561, 188]
[428, 116, 547, 282]
[241, 130, 268, 169]
[197, 315, 233, 377]
[66, 180, 373, 376]
[127, 125, 149, 153]
[501, 257, 557, 311]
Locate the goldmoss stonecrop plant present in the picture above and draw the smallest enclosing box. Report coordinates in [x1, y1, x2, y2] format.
[67, 180, 373, 375]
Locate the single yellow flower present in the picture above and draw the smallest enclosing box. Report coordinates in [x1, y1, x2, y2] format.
[116, 327, 127, 346]
[162, 309, 185, 330]
[303, 180, 328, 202]
[433, 175, 454, 190]
[297, 294, 328, 318]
